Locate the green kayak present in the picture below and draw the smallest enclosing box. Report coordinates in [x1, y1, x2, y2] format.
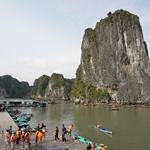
[72, 135, 104, 150]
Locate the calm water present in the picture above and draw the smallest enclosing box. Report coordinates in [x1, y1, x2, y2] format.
[8, 101, 150, 150]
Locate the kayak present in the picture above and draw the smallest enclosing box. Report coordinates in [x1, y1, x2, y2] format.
[94, 126, 112, 134]
[72, 135, 102, 150]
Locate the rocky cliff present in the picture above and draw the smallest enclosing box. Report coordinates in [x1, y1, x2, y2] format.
[30, 73, 74, 101]
[0, 75, 31, 98]
[71, 9, 150, 104]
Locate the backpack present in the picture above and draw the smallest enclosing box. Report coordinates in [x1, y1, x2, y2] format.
[64, 127, 67, 134]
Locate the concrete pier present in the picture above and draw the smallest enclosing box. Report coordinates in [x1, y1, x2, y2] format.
[0, 112, 18, 135]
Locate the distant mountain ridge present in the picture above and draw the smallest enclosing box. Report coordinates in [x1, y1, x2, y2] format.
[30, 73, 74, 101]
[0, 75, 32, 98]
[1, 9, 150, 104]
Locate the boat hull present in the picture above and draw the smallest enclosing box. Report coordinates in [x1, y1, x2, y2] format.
[94, 126, 112, 134]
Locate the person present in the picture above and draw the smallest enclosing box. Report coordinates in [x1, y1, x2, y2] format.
[20, 133, 25, 149]
[35, 129, 40, 146]
[54, 126, 59, 141]
[24, 132, 30, 150]
[4, 129, 10, 147]
[67, 125, 73, 137]
[27, 126, 32, 136]
[97, 124, 101, 128]
[100, 145, 105, 150]
[41, 122, 46, 129]
[21, 126, 26, 135]
[62, 124, 67, 141]
[42, 127, 46, 141]
[86, 143, 92, 150]
[10, 132, 17, 150]
[91, 143, 96, 148]
[37, 124, 40, 130]
[16, 128, 21, 145]
[9, 126, 12, 138]
[37, 130, 43, 147]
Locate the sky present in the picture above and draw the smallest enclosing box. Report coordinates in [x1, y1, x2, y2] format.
[0, 0, 150, 85]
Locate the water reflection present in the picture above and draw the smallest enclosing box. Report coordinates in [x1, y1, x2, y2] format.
[5, 100, 150, 150]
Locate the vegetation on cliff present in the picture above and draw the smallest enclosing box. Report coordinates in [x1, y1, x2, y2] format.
[70, 65, 110, 101]
[30, 73, 74, 100]
[0, 75, 31, 98]
[31, 75, 50, 97]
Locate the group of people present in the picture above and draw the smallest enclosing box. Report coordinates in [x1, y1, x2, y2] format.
[4, 125, 32, 150]
[54, 124, 73, 142]
[4, 123, 73, 149]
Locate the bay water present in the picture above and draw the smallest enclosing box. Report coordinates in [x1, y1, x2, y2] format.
[8, 101, 150, 150]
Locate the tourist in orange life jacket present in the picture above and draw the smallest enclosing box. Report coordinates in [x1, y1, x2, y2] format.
[10, 132, 17, 150]
[35, 129, 40, 146]
[20, 133, 25, 149]
[37, 130, 43, 147]
[16, 128, 21, 145]
[24, 131, 30, 150]
[67, 125, 73, 137]
[4, 129, 10, 147]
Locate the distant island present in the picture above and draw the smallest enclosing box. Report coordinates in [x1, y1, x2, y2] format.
[1, 9, 150, 105]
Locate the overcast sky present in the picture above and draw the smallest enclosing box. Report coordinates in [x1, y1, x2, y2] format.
[0, 0, 150, 85]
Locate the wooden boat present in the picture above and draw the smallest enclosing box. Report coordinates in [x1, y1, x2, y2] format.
[94, 126, 112, 134]
[72, 135, 107, 150]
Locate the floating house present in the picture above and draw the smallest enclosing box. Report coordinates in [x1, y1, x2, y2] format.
[39, 102, 46, 107]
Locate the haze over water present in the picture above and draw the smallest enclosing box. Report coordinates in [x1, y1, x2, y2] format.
[9, 101, 150, 150]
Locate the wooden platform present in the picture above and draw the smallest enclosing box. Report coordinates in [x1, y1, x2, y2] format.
[0, 131, 87, 150]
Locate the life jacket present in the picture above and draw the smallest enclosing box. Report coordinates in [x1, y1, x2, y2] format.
[37, 132, 43, 140]
[11, 134, 17, 142]
[68, 125, 72, 131]
[4, 132, 9, 139]
[25, 132, 30, 139]
[16, 130, 21, 138]
[21, 134, 25, 141]
[35, 131, 39, 138]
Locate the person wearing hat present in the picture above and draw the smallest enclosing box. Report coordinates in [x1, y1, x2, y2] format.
[10, 132, 17, 150]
